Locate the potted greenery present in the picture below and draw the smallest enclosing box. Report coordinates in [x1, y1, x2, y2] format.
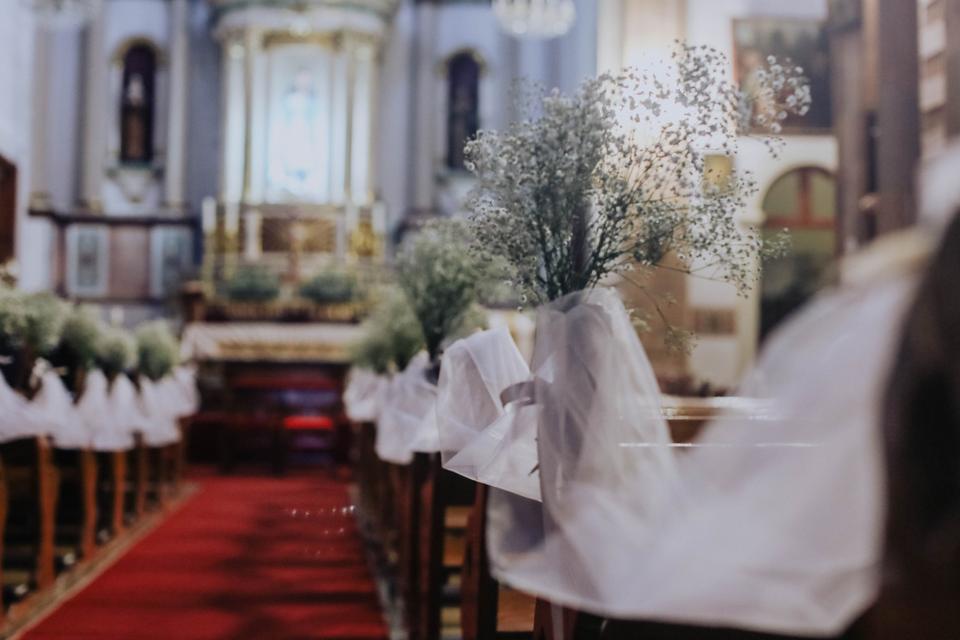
[300, 270, 358, 306]
[224, 265, 281, 303]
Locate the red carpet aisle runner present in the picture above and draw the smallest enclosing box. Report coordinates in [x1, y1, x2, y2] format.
[23, 472, 388, 640]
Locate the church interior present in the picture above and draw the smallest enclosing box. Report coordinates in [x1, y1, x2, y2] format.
[0, 0, 957, 638]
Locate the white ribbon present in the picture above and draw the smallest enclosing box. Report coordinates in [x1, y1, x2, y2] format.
[344, 368, 390, 423]
[82, 370, 134, 451]
[0, 369, 50, 443]
[375, 352, 437, 464]
[139, 377, 182, 447]
[32, 371, 89, 449]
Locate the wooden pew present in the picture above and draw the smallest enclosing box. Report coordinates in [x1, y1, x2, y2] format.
[464, 399, 721, 640]
[1, 437, 59, 599]
[95, 451, 127, 539]
[397, 454, 427, 638]
[126, 438, 149, 522]
[52, 448, 97, 562]
[413, 453, 477, 640]
[462, 483, 537, 640]
[0, 460, 7, 623]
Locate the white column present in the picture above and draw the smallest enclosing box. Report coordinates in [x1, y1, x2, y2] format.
[367, 43, 381, 205]
[80, 0, 107, 211]
[241, 30, 256, 204]
[248, 31, 268, 204]
[343, 35, 357, 204]
[411, 3, 437, 211]
[165, 0, 190, 210]
[219, 36, 246, 204]
[29, 26, 51, 210]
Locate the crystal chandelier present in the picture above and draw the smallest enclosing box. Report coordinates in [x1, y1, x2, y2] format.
[23, 0, 96, 28]
[493, 0, 576, 40]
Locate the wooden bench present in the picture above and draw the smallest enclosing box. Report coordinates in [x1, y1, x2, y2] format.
[1, 437, 59, 601]
[96, 451, 126, 539]
[463, 402, 720, 640]
[462, 483, 537, 640]
[412, 453, 478, 640]
[52, 447, 97, 562]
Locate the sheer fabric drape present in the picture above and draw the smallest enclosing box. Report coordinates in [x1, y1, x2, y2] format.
[375, 352, 437, 464]
[483, 274, 918, 636]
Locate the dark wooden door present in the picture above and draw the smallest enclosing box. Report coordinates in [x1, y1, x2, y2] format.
[0, 155, 16, 262]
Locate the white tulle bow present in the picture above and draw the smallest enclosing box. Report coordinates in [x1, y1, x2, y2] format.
[483, 277, 916, 635]
[375, 352, 437, 464]
[344, 368, 390, 423]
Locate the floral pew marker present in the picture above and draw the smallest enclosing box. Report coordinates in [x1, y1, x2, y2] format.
[428, 40, 898, 640]
[0, 291, 67, 596]
[43, 306, 103, 562]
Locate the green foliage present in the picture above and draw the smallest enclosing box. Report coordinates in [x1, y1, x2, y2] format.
[299, 270, 358, 305]
[351, 288, 424, 374]
[0, 288, 73, 387]
[56, 305, 104, 372]
[225, 265, 281, 303]
[97, 327, 136, 380]
[135, 321, 179, 381]
[396, 219, 491, 363]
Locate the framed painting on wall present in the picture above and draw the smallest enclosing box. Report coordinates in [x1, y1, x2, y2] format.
[733, 17, 833, 133]
[67, 225, 110, 298]
[151, 226, 194, 299]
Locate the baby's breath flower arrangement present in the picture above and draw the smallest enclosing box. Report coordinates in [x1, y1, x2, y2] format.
[51, 304, 104, 391]
[21, 292, 69, 358]
[396, 219, 491, 366]
[135, 321, 180, 381]
[465, 44, 809, 338]
[0, 287, 69, 388]
[97, 327, 137, 381]
[0, 286, 27, 358]
[351, 288, 424, 374]
[57, 305, 104, 369]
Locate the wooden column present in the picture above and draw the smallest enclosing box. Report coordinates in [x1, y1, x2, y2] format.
[945, 0, 960, 138]
[876, 0, 921, 232]
[828, 0, 869, 254]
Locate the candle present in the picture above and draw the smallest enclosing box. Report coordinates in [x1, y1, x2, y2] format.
[244, 210, 262, 261]
[224, 203, 240, 236]
[201, 197, 217, 234]
[372, 200, 387, 234]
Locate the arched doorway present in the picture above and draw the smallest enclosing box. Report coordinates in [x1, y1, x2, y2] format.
[759, 166, 837, 341]
[0, 155, 16, 263]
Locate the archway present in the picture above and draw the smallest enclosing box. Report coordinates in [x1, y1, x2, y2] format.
[759, 166, 837, 341]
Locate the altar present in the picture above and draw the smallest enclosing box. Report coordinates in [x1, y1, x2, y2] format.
[203, 0, 396, 284]
[181, 320, 365, 472]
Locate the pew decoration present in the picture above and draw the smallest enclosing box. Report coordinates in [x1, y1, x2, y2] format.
[345, 287, 423, 425]
[435, 327, 539, 500]
[493, 262, 923, 636]
[367, 220, 493, 465]
[0, 285, 199, 620]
